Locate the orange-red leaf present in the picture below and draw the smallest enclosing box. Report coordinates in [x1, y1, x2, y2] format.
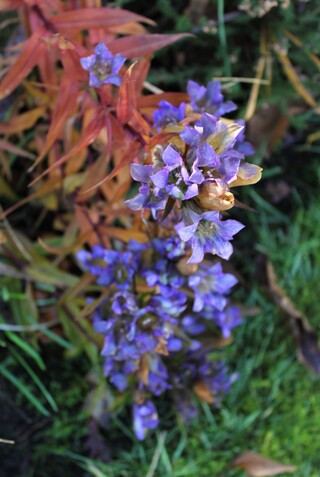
[108, 33, 192, 59]
[83, 140, 141, 193]
[117, 63, 137, 125]
[51, 8, 155, 32]
[0, 107, 46, 134]
[0, 28, 48, 100]
[31, 75, 79, 169]
[31, 109, 106, 184]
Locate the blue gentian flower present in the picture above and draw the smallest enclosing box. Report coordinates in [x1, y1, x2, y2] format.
[187, 80, 237, 116]
[213, 305, 243, 338]
[176, 208, 244, 263]
[133, 400, 159, 440]
[188, 262, 238, 312]
[80, 42, 126, 87]
[153, 100, 186, 129]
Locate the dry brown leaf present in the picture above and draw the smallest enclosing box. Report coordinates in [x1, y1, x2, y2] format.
[193, 381, 214, 404]
[232, 451, 297, 476]
[258, 256, 320, 375]
[247, 104, 289, 154]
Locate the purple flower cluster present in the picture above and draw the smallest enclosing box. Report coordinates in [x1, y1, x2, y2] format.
[77, 237, 243, 440]
[127, 80, 262, 264]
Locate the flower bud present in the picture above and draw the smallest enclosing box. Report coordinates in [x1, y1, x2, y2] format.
[197, 181, 234, 211]
[176, 256, 199, 276]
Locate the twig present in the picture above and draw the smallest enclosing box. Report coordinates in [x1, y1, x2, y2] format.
[143, 81, 164, 94]
[0, 438, 15, 444]
[214, 76, 270, 85]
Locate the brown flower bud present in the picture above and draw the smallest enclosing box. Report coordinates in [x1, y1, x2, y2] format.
[197, 181, 235, 211]
[176, 256, 199, 276]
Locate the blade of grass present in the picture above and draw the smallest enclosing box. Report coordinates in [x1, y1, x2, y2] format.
[4, 328, 46, 370]
[0, 363, 50, 416]
[217, 0, 231, 77]
[9, 345, 58, 412]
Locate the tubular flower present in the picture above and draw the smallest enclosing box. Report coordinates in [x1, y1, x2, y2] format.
[80, 42, 126, 87]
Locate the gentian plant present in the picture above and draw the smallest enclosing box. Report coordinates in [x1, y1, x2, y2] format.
[0, 0, 262, 441]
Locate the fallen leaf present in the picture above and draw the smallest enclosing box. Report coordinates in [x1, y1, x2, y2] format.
[232, 451, 296, 476]
[247, 104, 289, 154]
[258, 256, 320, 375]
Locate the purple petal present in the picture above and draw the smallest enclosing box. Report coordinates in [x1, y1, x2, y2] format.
[206, 81, 223, 105]
[162, 145, 183, 169]
[111, 53, 126, 73]
[197, 142, 219, 167]
[130, 164, 153, 182]
[80, 55, 95, 70]
[151, 168, 169, 188]
[88, 72, 102, 88]
[94, 42, 113, 61]
[180, 127, 201, 147]
[176, 222, 198, 242]
[104, 74, 122, 86]
[188, 238, 205, 264]
[184, 183, 199, 200]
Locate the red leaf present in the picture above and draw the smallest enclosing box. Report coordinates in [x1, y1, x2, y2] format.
[30, 109, 106, 184]
[53, 34, 87, 81]
[108, 33, 192, 59]
[133, 57, 151, 97]
[0, 28, 48, 100]
[51, 7, 155, 32]
[30, 75, 79, 169]
[117, 63, 138, 125]
[82, 140, 142, 193]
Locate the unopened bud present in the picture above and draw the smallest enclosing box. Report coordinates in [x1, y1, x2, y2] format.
[176, 256, 199, 275]
[197, 181, 234, 211]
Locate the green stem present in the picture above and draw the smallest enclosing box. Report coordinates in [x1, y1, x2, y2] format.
[217, 0, 231, 77]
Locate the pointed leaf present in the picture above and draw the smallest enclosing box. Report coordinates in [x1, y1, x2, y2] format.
[83, 140, 141, 192]
[51, 8, 155, 32]
[30, 75, 79, 169]
[31, 109, 106, 184]
[0, 107, 46, 134]
[117, 63, 138, 125]
[0, 28, 48, 100]
[108, 33, 192, 59]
